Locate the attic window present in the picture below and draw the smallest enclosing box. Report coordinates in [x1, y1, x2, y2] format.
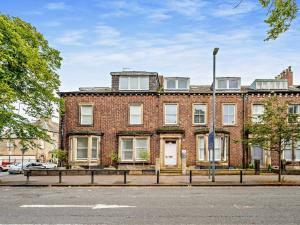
[165, 78, 189, 90]
[216, 78, 240, 90]
[119, 76, 149, 90]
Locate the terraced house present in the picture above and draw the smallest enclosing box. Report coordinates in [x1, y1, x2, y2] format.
[59, 66, 300, 170]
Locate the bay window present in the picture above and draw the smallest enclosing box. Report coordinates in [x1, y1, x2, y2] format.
[119, 137, 150, 162]
[196, 134, 229, 162]
[70, 136, 100, 161]
[296, 140, 300, 161]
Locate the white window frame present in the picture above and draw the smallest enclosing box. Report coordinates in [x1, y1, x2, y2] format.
[119, 76, 149, 91]
[193, 103, 207, 125]
[196, 134, 229, 162]
[296, 140, 300, 161]
[222, 104, 236, 126]
[129, 104, 143, 125]
[70, 136, 100, 161]
[76, 137, 89, 160]
[164, 103, 178, 125]
[197, 135, 206, 161]
[282, 141, 292, 161]
[164, 78, 189, 90]
[119, 137, 150, 162]
[216, 78, 240, 90]
[79, 104, 93, 125]
[252, 104, 265, 123]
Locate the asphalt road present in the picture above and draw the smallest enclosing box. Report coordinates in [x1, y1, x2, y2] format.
[0, 187, 299, 225]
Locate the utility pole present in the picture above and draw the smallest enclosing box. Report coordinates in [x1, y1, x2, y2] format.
[212, 48, 219, 182]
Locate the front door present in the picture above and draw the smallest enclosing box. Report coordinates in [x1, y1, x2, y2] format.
[165, 141, 177, 166]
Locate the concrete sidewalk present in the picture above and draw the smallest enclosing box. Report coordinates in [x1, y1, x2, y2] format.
[0, 173, 300, 186]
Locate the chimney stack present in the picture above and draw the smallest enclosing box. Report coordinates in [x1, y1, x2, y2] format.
[275, 66, 293, 87]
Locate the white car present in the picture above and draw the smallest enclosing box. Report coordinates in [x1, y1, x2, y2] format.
[42, 163, 57, 169]
[8, 162, 46, 174]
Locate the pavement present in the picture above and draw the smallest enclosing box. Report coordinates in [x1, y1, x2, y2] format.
[0, 186, 300, 224]
[0, 172, 300, 186]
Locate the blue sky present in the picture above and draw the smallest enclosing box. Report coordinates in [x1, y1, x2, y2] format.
[1, 0, 300, 91]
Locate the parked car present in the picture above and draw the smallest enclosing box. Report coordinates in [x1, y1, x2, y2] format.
[8, 162, 46, 174]
[42, 163, 57, 169]
[0, 162, 12, 172]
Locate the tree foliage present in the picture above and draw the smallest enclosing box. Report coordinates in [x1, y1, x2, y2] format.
[0, 15, 62, 148]
[244, 95, 300, 181]
[259, 0, 298, 40]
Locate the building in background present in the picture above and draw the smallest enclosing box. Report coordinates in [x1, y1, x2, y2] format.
[0, 119, 59, 164]
[59, 67, 300, 170]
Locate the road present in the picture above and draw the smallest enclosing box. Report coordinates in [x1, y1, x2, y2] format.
[0, 187, 299, 224]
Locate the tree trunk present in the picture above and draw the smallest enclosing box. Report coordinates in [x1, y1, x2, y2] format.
[278, 151, 281, 182]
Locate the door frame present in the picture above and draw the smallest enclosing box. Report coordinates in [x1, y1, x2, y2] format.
[160, 134, 182, 168]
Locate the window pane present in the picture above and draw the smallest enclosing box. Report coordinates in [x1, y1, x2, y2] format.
[130, 77, 138, 89]
[295, 140, 300, 161]
[80, 106, 93, 125]
[166, 79, 176, 89]
[119, 77, 128, 90]
[77, 138, 88, 159]
[229, 80, 238, 89]
[194, 104, 206, 124]
[209, 137, 221, 161]
[165, 104, 177, 124]
[81, 106, 92, 115]
[283, 141, 292, 161]
[140, 77, 149, 90]
[198, 136, 205, 160]
[223, 105, 235, 125]
[136, 139, 148, 160]
[252, 105, 264, 122]
[92, 138, 98, 159]
[165, 104, 177, 114]
[130, 105, 142, 124]
[122, 139, 133, 150]
[223, 137, 228, 161]
[218, 80, 227, 89]
[252, 145, 263, 164]
[81, 115, 93, 125]
[121, 139, 133, 161]
[178, 79, 187, 89]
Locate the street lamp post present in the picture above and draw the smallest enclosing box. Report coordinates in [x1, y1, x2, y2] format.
[212, 47, 219, 183]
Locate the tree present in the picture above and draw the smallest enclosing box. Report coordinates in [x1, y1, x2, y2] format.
[259, 0, 298, 41]
[52, 149, 66, 167]
[235, 0, 298, 40]
[0, 15, 62, 148]
[244, 95, 300, 182]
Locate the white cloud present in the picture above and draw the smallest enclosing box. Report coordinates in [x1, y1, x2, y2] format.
[213, 1, 258, 17]
[148, 11, 172, 22]
[55, 31, 85, 46]
[46, 2, 69, 10]
[166, 0, 206, 17]
[94, 24, 121, 46]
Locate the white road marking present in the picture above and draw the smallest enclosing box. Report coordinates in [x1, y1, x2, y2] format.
[233, 204, 254, 209]
[20, 204, 136, 209]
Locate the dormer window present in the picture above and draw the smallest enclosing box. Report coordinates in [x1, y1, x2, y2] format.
[216, 77, 241, 90]
[164, 77, 189, 90]
[251, 80, 288, 90]
[119, 76, 149, 90]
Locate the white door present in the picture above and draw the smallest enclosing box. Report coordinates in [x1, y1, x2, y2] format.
[165, 141, 177, 166]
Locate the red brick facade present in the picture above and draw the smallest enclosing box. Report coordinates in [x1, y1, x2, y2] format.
[59, 69, 300, 169]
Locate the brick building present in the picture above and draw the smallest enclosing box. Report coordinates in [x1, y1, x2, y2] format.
[59, 67, 300, 170]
